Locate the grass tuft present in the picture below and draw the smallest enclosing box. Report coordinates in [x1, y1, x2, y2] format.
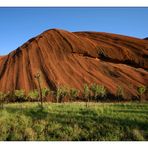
[0, 102, 148, 141]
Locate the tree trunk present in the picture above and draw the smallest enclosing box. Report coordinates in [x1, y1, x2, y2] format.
[37, 78, 43, 107]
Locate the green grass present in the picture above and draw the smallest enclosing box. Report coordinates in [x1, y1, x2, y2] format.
[0, 102, 148, 141]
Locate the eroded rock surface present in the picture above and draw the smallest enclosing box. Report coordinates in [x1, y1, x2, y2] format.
[0, 29, 148, 100]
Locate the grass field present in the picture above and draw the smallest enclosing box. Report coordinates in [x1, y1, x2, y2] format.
[0, 102, 148, 141]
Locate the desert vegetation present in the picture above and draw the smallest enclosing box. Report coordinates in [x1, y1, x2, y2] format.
[0, 84, 147, 108]
[0, 83, 147, 141]
[137, 85, 147, 101]
[90, 84, 107, 101]
[0, 102, 148, 141]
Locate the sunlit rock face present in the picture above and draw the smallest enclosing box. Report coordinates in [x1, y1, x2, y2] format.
[0, 29, 148, 100]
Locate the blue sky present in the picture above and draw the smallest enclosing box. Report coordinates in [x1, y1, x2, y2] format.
[0, 7, 148, 55]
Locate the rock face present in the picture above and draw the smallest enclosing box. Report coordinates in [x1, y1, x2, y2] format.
[0, 29, 148, 100]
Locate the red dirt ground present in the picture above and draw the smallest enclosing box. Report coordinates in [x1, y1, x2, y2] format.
[0, 29, 148, 100]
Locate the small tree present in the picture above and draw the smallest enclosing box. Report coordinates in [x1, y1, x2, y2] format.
[14, 90, 26, 102]
[69, 88, 79, 102]
[3, 91, 14, 103]
[34, 72, 43, 107]
[98, 85, 107, 100]
[42, 88, 50, 101]
[27, 90, 39, 102]
[83, 84, 90, 107]
[91, 84, 107, 101]
[137, 86, 147, 100]
[116, 86, 124, 101]
[91, 83, 100, 101]
[56, 86, 69, 103]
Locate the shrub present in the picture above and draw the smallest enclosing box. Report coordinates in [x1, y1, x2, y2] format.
[98, 85, 107, 99]
[24, 127, 37, 140]
[132, 129, 144, 141]
[14, 89, 26, 102]
[83, 84, 90, 99]
[56, 86, 69, 103]
[91, 84, 107, 101]
[137, 85, 147, 100]
[42, 88, 50, 101]
[7, 114, 31, 140]
[83, 84, 90, 107]
[27, 90, 39, 102]
[14, 88, 50, 103]
[5, 91, 15, 102]
[69, 88, 79, 101]
[116, 86, 124, 101]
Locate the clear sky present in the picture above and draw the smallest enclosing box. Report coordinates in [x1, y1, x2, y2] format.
[0, 7, 148, 55]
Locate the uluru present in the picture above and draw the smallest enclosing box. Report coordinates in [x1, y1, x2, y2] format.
[0, 28, 148, 100]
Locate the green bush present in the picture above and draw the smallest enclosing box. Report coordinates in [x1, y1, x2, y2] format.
[42, 88, 50, 97]
[32, 120, 48, 140]
[5, 91, 15, 102]
[132, 129, 144, 141]
[42, 88, 50, 101]
[8, 115, 32, 140]
[137, 86, 147, 100]
[24, 127, 37, 140]
[69, 88, 79, 101]
[91, 84, 107, 101]
[0, 112, 10, 140]
[83, 84, 90, 99]
[27, 90, 39, 102]
[5, 92, 13, 102]
[56, 86, 69, 103]
[83, 84, 90, 107]
[98, 85, 107, 99]
[1, 90, 26, 103]
[14, 90, 26, 102]
[27, 88, 50, 102]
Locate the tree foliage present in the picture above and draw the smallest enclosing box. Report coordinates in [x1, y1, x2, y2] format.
[91, 84, 107, 101]
[137, 86, 147, 95]
[56, 86, 69, 103]
[14, 90, 26, 101]
[69, 88, 79, 101]
[27, 90, 39, 102]
[137, 85, 147, 100]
